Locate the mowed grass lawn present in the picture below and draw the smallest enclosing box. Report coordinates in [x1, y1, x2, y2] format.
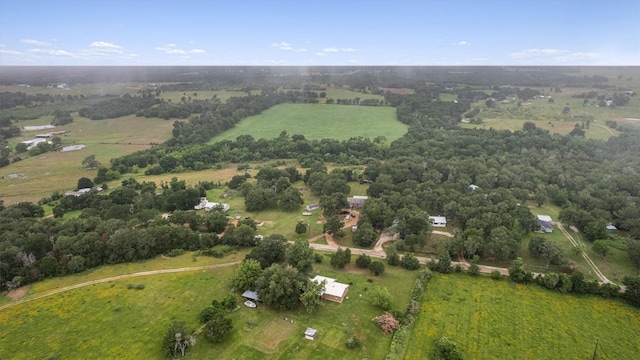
[210, 104, 407, 143]
[405, 274, 640, 360]
[0, 256, 418, 360]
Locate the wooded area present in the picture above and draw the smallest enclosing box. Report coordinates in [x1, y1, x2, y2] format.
[1, 66, 639, 308]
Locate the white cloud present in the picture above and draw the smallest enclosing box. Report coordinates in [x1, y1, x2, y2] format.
[272, 41, 292, 50]
[315, 52, 327, 56]
[90, 41, 122, 49]
[347, 59, 359, 63]
[455, 41, 469, 46]
[155, 46, 186, 54]
[28, 48, 74, 56]
[510, 48, 561, 59]
[21, 39, 52, 46]
[164, 43, 178, 47]
[87, 41, 124, 54]
[0, 49, 22, 55]
[189, 49, 206, 54]
[554, 52, 599, 63]
[294, 48, 307, 53]
[320, 47, 356, 53]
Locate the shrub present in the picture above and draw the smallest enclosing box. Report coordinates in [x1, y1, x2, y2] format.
[468, 255, 480, 276]
[372, 312, 400, 334]
[167, 248, 185, 257]
[346, 335, 362, 348]
[204, 314, 233, 343]
[369, 286, 393, 310]
[369, 260, 385, 275]
[401, 253, 421, 270]
[490, 270, 502, 280]
[355, 254, 372, 268]
[199, 306, 223, 323]
[431, 336, 463, 360]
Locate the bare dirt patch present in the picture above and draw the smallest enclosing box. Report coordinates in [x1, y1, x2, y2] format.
[6, 285, 29, 301]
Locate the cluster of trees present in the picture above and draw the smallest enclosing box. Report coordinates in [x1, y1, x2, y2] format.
[78, 93, 159, 120]
[237, 165, 304, 212]
[0, 91, 88, 110]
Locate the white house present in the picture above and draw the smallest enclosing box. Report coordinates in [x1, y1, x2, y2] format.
[311, 275, 350, 303]
[194, 197, 230, 212]
[429, 216, 447, 228]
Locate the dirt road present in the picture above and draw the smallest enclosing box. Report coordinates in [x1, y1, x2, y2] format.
[555, 222, 613, 284]
[0, 261, 240, 311]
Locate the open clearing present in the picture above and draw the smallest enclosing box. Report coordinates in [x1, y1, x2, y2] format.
[0, 256, 417, 360]
[0, 114, 174, 204]
[405, 274, 640, 359]
[210, 103, 407, 143]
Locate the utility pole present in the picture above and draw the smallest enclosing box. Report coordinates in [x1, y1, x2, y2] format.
[592, 337, 599, 360]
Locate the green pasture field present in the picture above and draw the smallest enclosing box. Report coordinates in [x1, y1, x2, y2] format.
[159, 90, 256, 103]
[0, 114, 174, 204]
[0, 254, 418, 360]
[323, 86, 384, 101]
[209, 103, 407, 143]
[405, 273, 640, 360]
[0, 83, 138, 97]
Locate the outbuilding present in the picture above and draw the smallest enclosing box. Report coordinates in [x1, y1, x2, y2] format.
[429, 216, 447, 228]
[304, 327, 318, 340]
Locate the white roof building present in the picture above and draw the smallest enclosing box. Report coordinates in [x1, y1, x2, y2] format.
[311, 275, 350, 303]
[429, 216, 447, 227]
[194, 197, 230, 212]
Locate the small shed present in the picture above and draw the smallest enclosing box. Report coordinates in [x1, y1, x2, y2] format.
[606, 223, 617, 232]
[306, 203, 319, 211]
[241, 290, 260, 302]
[537, 215, 553, 233]
[304, 327, 317, 340]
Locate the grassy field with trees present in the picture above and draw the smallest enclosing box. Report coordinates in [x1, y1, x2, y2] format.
[405, 273, 640, 359]
[210, 103, 407, 142]
[0, 253, 418, 360]
[2, 66, 640, 359]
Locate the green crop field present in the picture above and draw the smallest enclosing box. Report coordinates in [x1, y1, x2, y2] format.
[210, 103, 407, 143]
[0, 255, 418, 360]
[405, 274, 640, 360]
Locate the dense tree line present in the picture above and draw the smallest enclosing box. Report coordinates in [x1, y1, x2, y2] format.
[78, 93, 160, 120]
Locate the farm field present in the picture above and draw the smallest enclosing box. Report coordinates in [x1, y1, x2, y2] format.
[0, 114, 174, 204]
[405, 274, 640, 360]
[0, 255, 418, 360]
[210, 103, 407, 143]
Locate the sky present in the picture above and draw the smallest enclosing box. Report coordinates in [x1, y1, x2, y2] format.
[1, 0, 639, 66]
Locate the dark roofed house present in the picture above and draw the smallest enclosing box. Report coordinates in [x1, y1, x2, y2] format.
[306, 203, 319, 211]
[537, 215, 553, 233]
[347, 196, 368, 209]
